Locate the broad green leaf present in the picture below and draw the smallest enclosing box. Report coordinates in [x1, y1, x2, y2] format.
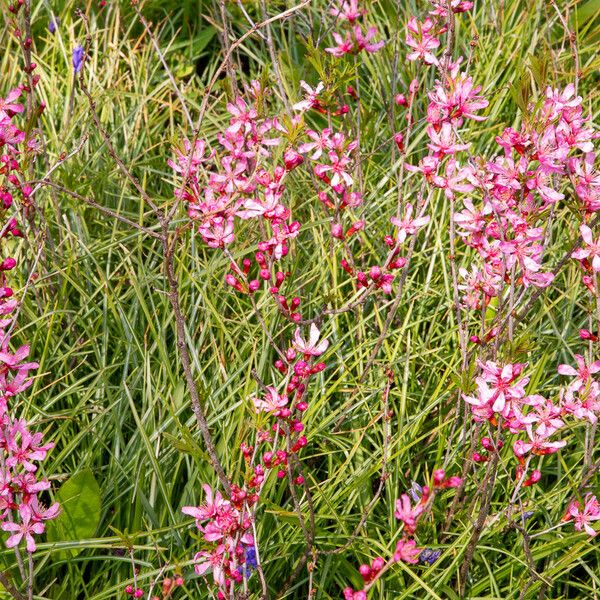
[47, 469, 102, 559]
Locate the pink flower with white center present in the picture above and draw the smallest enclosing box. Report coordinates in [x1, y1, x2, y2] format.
[293, 81, 324, 112]
[405, 17, 440, 64]
[293, 323, 329, 357]
[1, 505, 45, 552]
[572, 225, 600, 272]
[252, 386, 288, 415]
[393, 539, 421, 564]
[558, 354, 600, 392]
[182, 484, 230, 525]
[390, 203, 430, 244]
[567, 494, 600, 537]
[426, 123, 470, 156]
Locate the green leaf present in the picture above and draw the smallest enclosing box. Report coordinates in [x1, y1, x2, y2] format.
[192, 26, 216, 57]
[47, 469, 101, 559]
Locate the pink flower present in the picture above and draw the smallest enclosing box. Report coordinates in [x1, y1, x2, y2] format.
[325, 31, 354, 57]
[567, 494, 600, 537]
[394, 494, 424, 534]
[329, 0, 363, 22]
[193, 546, 226, 584]
[1, 505, 45, 552]
[572, 225, 600, 272]
[354, 25, 384, 54]
[252, 386, 289, 415]
[182, 484, 229, 524]
[393, 539, 421, 564]
[293, 81, 324, 112]
[390, 204, 430, 244]
[405, 17, 440, 65]
[0, 88, 24, 120]
[293, 324, 329, 357]
[558, 354, 600, 392]
[426, 123, 470, 156]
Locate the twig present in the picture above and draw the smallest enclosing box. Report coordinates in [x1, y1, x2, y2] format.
[132, 4, 194, 129]
[162, 227, 232, 494]
[550, 0, 580, 94]
[0, 572, 25, 600]
[31, 181, 162, 239]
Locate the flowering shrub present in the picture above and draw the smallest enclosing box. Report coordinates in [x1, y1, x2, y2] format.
[0, 0, 598, 598]
[0, 82, 60, 595]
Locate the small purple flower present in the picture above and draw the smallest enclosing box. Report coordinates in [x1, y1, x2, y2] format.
[419, 548, 441, 565]
[48, 16, 60, 34]
[408, 481, 423, 503]
[72, 46, 84, 73]
[245, 546, 258, 571]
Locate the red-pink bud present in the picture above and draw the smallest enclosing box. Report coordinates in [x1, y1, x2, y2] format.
[369, 265, 382, 280]
[0, 257, 17, 271]
[433, 469, 445, 484]
[284, 148, 304, 171]
[372, 557, 385, 573]
[331, 223, 344, 239]
[394, 132, 404, 151]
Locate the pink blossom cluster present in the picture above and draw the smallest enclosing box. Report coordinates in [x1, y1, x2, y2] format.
[461, 354, 599, 533]
[453, 83, 598, 305]
[405, 1, 473, 65]
[325, 1, 384, 57]
[181, 484, 256, 597]
[0, 87, 59, 554]
[344, 471, 462, 599]
[171, 82, 337, 595]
